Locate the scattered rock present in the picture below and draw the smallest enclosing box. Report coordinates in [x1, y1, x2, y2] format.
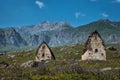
[12, 59, 17, 63]
[21, 60, 49, 68]
[75, 52, 79, 55]
[60, 47, 66, 51]
[21, 60, 34, 68]
[0, 61, 9, 68]
[24, 49, 33, 53]
[68, 63, 84, 73]
[32, 61, 47, 68]
[88, 67, 120, 72]
[100, 67, 112, 72]
[8, 55, 15, 59]
[63, 59, 66, 61]
[23, 52, 31, 57]
[107, 46, 117, 51]
[45, 60, 50, 63]
[0, 53, 4, 56]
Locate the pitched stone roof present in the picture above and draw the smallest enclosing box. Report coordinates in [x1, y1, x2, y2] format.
[36, 41, 55, 60]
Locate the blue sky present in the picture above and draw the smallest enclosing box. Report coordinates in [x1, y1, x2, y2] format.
[0, 0, 120, 28]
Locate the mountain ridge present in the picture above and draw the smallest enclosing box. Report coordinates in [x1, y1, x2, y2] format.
[0, 19, 120, 52]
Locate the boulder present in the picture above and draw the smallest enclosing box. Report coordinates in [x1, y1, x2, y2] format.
[0, 61, 9, 68]
[21, 60, 34, 68]
[8, 55, 15, 59]
[107, 46, 117, 51]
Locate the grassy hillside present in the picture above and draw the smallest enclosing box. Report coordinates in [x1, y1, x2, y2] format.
[0, 44, 120, 80]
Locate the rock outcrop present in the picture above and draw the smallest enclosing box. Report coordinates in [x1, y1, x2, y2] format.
[0, 28, 26, 47]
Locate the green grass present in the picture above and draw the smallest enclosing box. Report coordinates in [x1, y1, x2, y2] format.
[0, 44, 120, 80]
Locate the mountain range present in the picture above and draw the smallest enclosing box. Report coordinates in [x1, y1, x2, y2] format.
[0, 19, 120, 52]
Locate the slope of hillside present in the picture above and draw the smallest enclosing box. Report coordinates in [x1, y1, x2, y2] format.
[0, 44, 120, 79]
[0, 28, 27, 52]
[76, 19, 120, 43]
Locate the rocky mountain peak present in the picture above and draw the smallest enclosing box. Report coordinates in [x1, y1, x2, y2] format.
[54, 22, 72, 28]
[97, 19, 111, 23]
[34, 21, 72, 31]
[0, 28, 26, 47]
[41, 21, 50, 24]
[0, 28, 17, 37]
[97, 19, 120, 29]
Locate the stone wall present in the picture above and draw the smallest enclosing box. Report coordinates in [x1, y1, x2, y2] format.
[82, 31, 106, 60]
[35, 42, 53, 62]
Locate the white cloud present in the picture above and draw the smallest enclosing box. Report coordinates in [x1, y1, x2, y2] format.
[90, 0, 97, 2]
[114, 0, 120, 3]
[35, 0, 44, 9]
[101, 13, 109, 18]
[75, 12, 86, 19]
[112, 0, 120, 3]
